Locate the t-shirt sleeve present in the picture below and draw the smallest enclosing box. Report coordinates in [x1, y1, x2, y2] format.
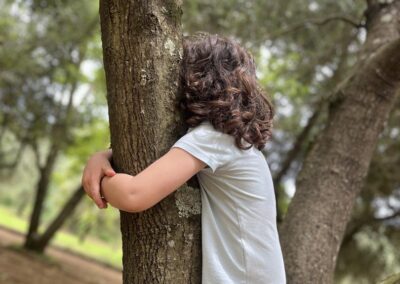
[170, 125, 233, 173]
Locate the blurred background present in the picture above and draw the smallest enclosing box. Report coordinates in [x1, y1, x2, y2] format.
[0, 0, 399, 283]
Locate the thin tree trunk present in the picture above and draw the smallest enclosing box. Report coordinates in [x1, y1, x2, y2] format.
[24, 79, 78, 251]
[100, 1, 201, 283]
[24, 143, 59, 250]
[280, 2, 400, 283]
[30, 186, 85, 252]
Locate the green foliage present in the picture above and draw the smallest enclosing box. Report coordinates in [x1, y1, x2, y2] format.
[0, 0, 120, 254]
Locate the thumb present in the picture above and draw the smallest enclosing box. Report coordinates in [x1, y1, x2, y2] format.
[104, 168, 116, 177]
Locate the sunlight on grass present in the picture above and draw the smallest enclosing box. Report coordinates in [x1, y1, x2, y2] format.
[0, 207, 28, 232]
[53, 231, 122, 268]
[0, 206, 122, 269]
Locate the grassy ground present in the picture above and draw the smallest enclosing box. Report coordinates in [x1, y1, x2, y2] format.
[0, 206, 122, 268]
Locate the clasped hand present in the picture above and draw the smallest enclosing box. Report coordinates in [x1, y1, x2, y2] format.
[81, 149, 115, 209]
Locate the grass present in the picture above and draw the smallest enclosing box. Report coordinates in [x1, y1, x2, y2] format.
[0, 206, 122, 269]
[0, 207, 28, 232]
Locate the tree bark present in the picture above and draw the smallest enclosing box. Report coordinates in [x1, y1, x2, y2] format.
[99, 1, 201, 283]
[274, 31, 354, 223]
[280, 2, 400, 283]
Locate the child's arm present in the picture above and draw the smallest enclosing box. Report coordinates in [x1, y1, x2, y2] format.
[100, 173, 135, 211]
[100, 147, 206, 213]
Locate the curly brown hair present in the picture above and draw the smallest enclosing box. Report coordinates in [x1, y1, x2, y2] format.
[178, 33, 274, 151]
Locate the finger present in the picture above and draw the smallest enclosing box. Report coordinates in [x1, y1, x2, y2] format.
[100, 188, 109, 209]
[82, 179, 91, 196]
[90, 182, 105, 209]
[99, 196, 108, 209]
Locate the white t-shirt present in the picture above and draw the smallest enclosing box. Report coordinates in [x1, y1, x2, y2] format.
[171, 120, 286, 284]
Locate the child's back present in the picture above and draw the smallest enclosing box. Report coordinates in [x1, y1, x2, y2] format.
[171, 120, 286, 284]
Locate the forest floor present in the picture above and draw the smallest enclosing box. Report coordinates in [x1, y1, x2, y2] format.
[0, 226, 122, 284]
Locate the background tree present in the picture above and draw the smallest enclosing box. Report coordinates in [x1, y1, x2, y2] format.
[279, 0, 400, 281]
[0, 0, 113, 253]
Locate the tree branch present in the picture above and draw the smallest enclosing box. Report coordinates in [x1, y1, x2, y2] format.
[273, 100, 324, 185]
[267, 14, 364, 41]
[375, 209, 400, 221]
[312, 15, 363, 28]
[361, 37, 400, 93]
[0, 141, 27, 170]
[31, 140, 42, 171]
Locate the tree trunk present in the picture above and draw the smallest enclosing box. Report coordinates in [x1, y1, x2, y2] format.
[24, 84, 77, 251]
[29, 186, 85, 253]
[99, 1, 201, 283]
[280, 2, 400, 283]
[24, 143, 59, 250]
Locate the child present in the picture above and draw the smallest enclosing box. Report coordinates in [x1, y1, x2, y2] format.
[82, 33, 286, 283]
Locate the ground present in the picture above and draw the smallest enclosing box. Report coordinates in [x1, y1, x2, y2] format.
[0, 226, 122, 284]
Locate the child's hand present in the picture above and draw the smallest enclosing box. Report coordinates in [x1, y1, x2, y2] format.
[81, 149, 116, 209]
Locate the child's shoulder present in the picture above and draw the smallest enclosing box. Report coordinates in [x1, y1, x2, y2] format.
[187, 121, 227, 139]
[187, 120, 212, 130]
[187, 121, 252, 152]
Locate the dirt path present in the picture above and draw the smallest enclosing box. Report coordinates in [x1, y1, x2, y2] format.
[0, 226, 122, 284]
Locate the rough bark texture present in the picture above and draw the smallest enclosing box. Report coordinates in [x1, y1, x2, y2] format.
[99, 1, 201, 283]
[280, 2, 400, 283]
